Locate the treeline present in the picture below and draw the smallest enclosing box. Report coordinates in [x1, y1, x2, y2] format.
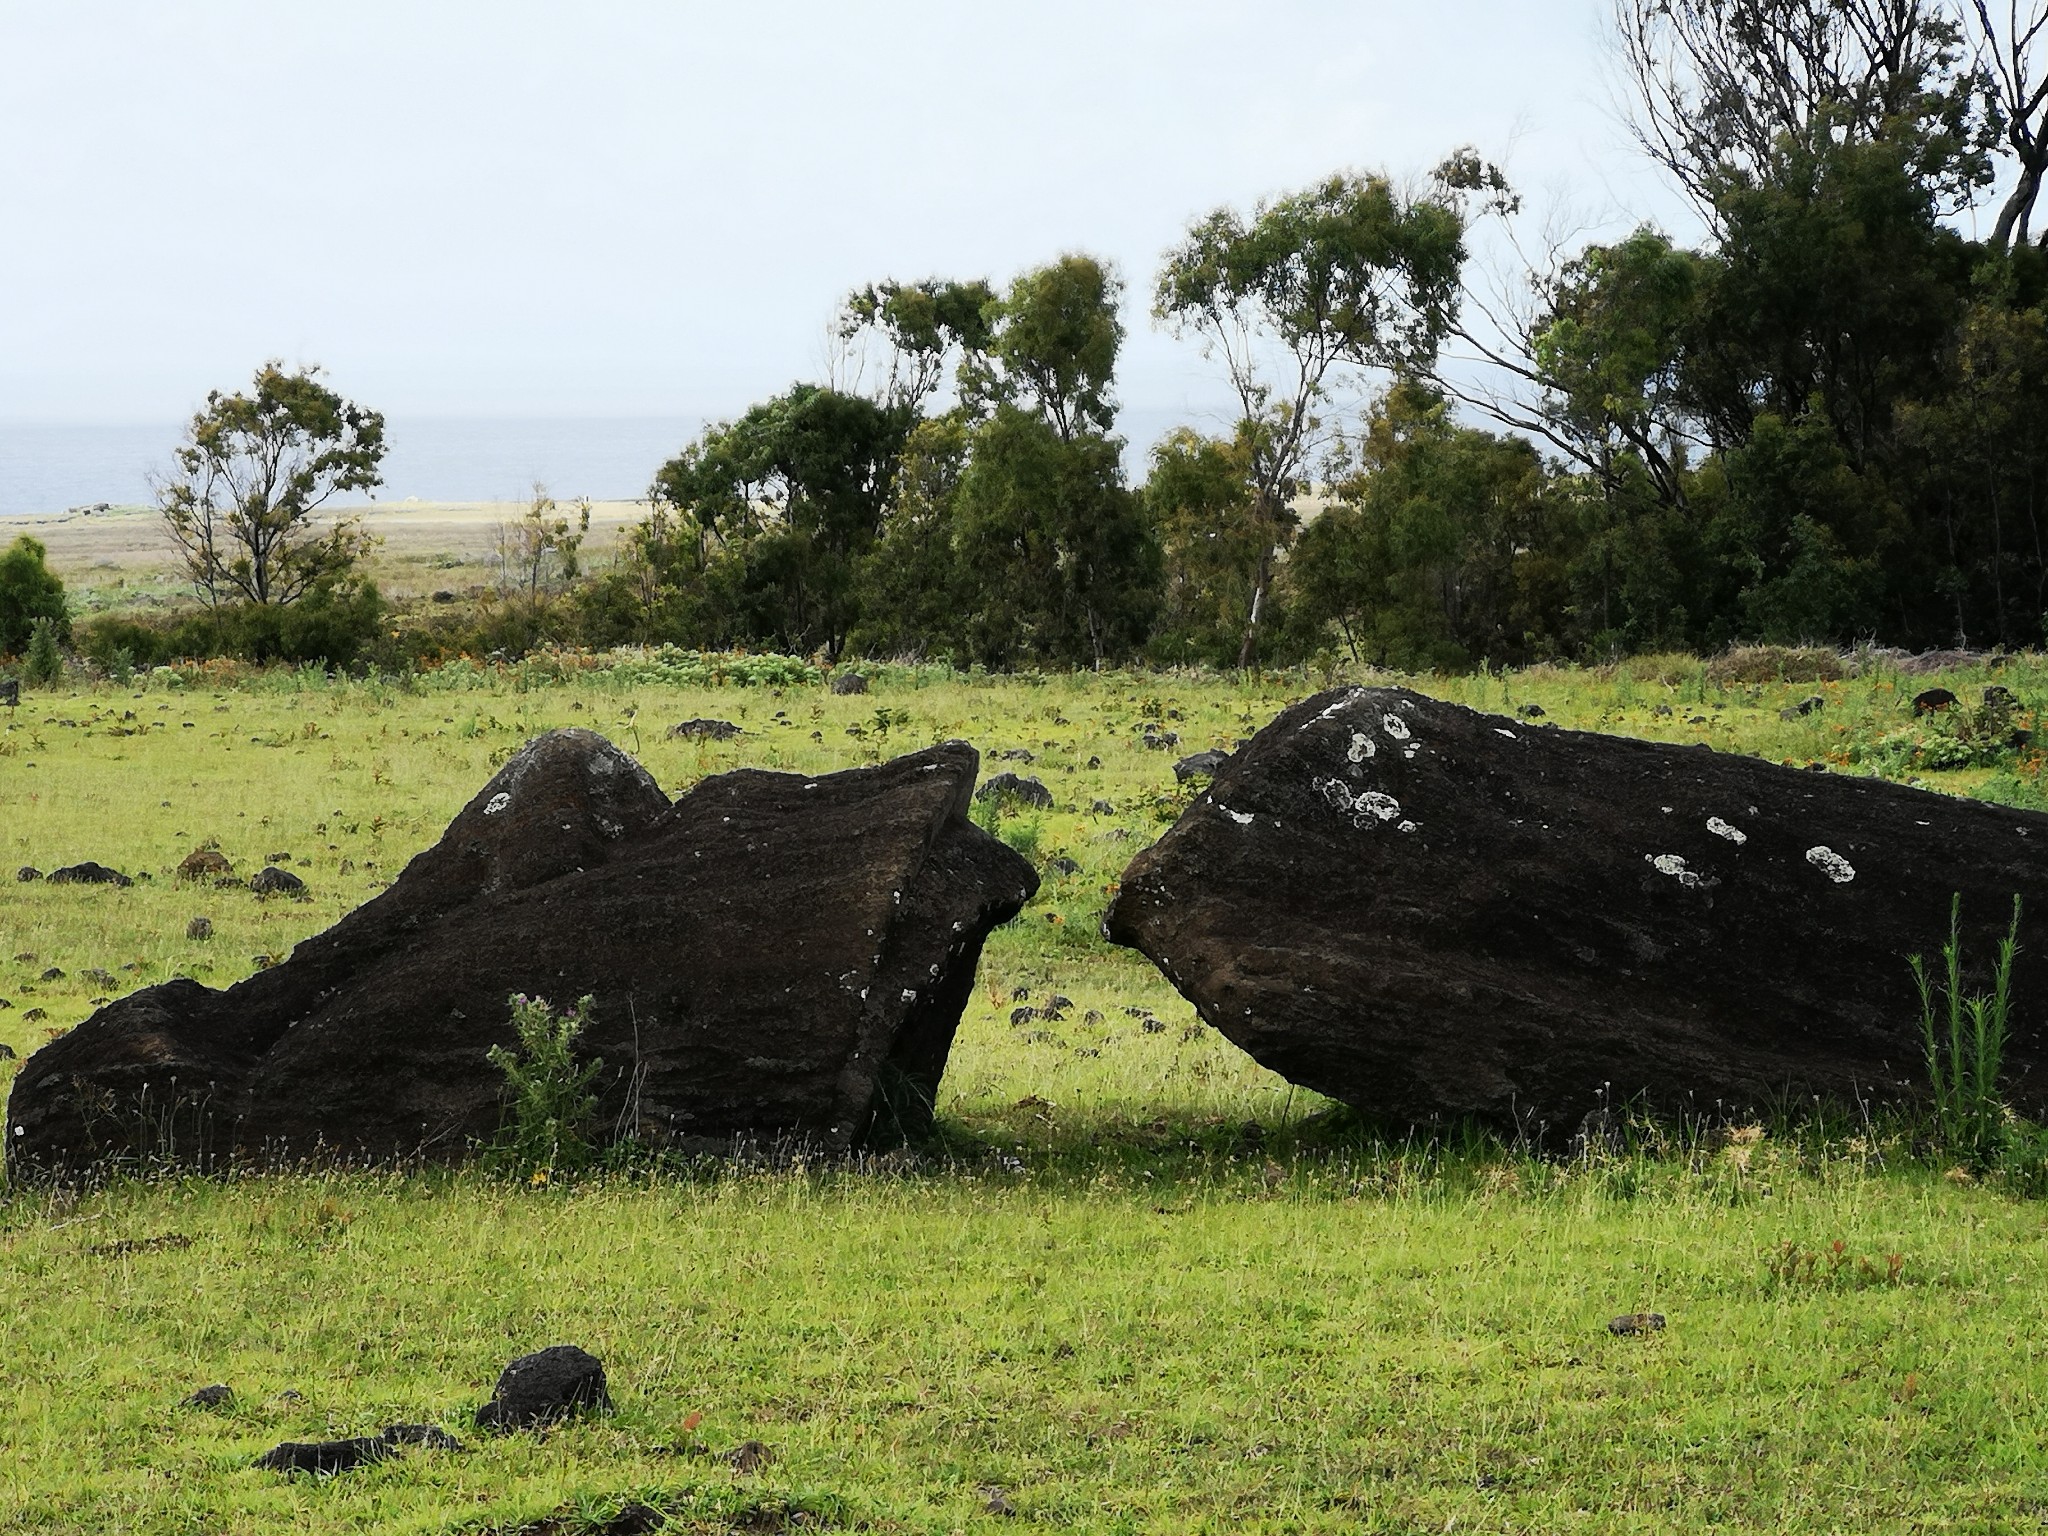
[11, 0, 2048, 678]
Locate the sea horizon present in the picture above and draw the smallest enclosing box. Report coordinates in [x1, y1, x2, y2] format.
[0, 408, 1188, 521]
[0, 415, 704, 520]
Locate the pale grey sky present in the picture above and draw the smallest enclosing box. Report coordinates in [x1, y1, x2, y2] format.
[0, 1, 1689, 438]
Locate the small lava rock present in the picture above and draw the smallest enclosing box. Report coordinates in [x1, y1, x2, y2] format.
[249, 866, 308, 898]
[828, 671, 868, 696]
[724, 1439, 775, 1473]
[975, 772, 1054, 809]
[186, 917, 213, 941]
[1607, 1311, 1666, 1337]
[181, 1384, 234, 1409]
[48, 862, 132, 887]
[1516, 703, 1546, 719]
[1913, 687, 1960, 715]
[475, 1344, 612, 1431]
[1174, 749, 1230, 782]
[1044, 855, 1082, 878]
[667, 718, 741, 741]
[255, 1436, 394, 1475]
[16, 866, 41, 883]
[177, 849, 233, 881]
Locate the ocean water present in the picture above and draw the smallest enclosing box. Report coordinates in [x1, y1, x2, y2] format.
[0, 417, 699, 517]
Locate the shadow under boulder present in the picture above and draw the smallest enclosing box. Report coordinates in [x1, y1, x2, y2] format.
[6, 731, 1036, 1178]
[1105, 685, 2048, 1137]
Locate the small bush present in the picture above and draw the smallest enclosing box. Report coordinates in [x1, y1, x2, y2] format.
[23, 616, 63, 685]
[487, 993, 604, 1176]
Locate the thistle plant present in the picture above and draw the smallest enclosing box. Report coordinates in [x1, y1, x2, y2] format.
[487, 993, 603, 1176]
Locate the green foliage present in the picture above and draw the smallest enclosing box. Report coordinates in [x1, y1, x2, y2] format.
[1156, 168, 1471, 666]
[1909, 895, 2021, 1168]
[1288, 381, 1565, 669]
[486, 992, 605, 1176]
[0, 535, 68, 656]
[76, 577, 385, 669]
[158, 360, 386, 607]
[639, 385, 908, 658]
[23, 615, 63, 686]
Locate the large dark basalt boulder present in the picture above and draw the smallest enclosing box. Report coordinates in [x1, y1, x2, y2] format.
[6, 731, 1035, 1177]
[1105, 686, 2048, 1135]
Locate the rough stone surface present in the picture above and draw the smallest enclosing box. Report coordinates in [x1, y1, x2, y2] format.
[1105, 685, 2048, 1135]
[15, 866, 40, 883]
[476, 1345, 612, 1431]
[829, 671, 868, 695]
[47, 862, 131, 887]
[6, 731, 1035, 1176]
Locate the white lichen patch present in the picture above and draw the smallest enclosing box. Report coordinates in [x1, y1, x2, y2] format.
[1806, 845, 1856, 883]
[1706, 816, 1747, 845]
[1347, 731, 1376, 762]
[1494, 728, 1517, 740]
[484, 792, 512, 816]
[1397, 820, 1418, 833]
[1309, 689, 1366, 726]
[1222, 808, 1255, 825]
[1645, 852, 1715, 890]
[1314, 777, 1402, 828]
[1381, 713, 1412, 741]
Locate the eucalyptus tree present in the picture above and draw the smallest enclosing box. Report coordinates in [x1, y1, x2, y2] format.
[1155, 170, 1468, 665]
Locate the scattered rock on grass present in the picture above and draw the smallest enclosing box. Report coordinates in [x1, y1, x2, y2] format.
[1045, 856, 1081, 878]
[1607, 1312, 1666, 1337]
[186, 917, 213, 941]
[667, 718, 741, 741]
[249, 866, 307, 898]
[177, 849, 233, 881]
[255, 1436, 394, 1475]
[976, 772, 1053, 809]
[476, 1345, 612, 1431]
[15, 867, 40, 883]
[1174, 749, 1229, 782]
[1913, 687, 1959, 715]
[48, 862, 131, 887]
[723, 1439, 774, 1473]
[829, 671, 868, 695]
[181, 1383, 234, 1409]
[0, 1043, 15, 1060]
[1778, 695, 1825, 720]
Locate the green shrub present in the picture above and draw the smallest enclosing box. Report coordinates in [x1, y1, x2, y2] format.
[0, 535, 68, 655]
[23, 616, 63, 685]
[1909, 894, 2021, 1168]
[486, 993, 605, 1177]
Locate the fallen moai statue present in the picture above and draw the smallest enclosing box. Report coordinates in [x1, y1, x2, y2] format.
[1105, 686, 2048, 1136]
[6, 732, 1035, 1177]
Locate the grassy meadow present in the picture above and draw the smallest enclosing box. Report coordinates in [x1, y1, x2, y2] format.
[4, 650, 2048, 1533]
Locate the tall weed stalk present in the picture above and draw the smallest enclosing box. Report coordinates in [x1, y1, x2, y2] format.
[1909, 895, 2021, 1167]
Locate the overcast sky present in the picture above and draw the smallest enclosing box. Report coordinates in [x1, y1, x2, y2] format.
[0, 1, 1691, 440]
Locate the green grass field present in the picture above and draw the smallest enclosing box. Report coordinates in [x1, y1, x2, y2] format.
[4, 651, 2047, 1533]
